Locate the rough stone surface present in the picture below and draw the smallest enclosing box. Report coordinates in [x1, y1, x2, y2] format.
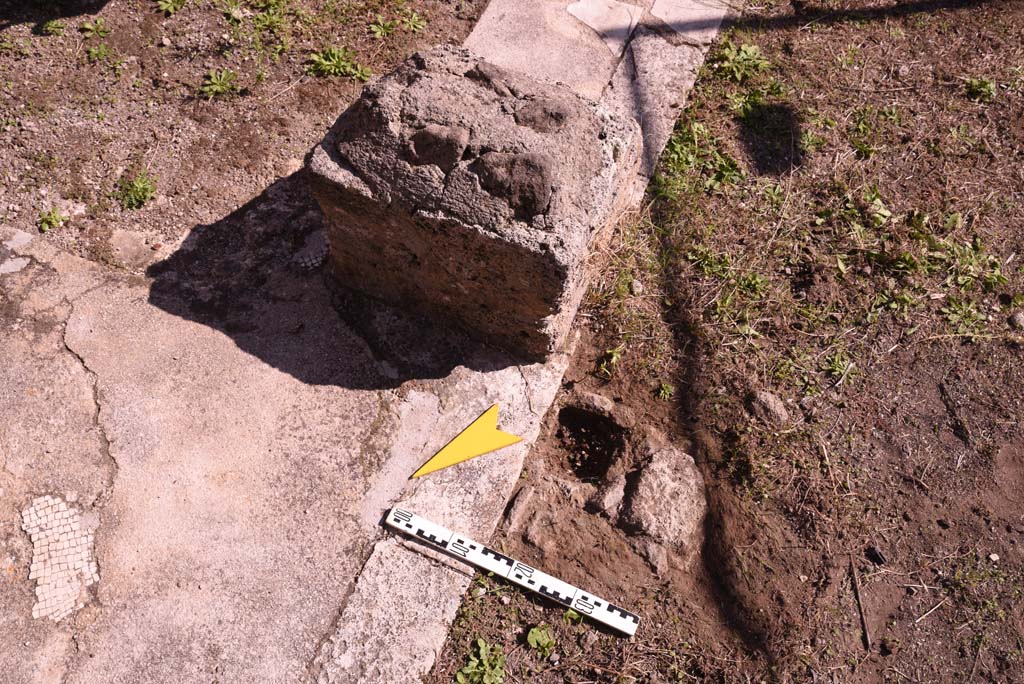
[464, 0, 629, 99]
[309, 46, 640, 361]
[621, 441, 706, 573]
[588, 473, 627, 520]
[748, 389, 791, 426]
[1008, 311, 1024, 330]
[650, 0, 735, 46]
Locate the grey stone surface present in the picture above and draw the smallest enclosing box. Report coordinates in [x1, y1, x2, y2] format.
[748, 389, 790, 426]
[621, 440, 706, 573]
[568, 0, 643, 56]
[310, 46, 640, 361]
[650, 0, 734, 46]
[601, 25, 706, 194]
[465, 0, 629, 99]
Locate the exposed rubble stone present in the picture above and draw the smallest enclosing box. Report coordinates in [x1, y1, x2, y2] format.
[308, 46, 640, 359]
[747, 389, 790, 427]
[621, 440, 706, 574]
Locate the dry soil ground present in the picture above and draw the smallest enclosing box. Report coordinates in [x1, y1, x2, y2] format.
[427, 1, 1024, 683]
[0, 0, 483, 265]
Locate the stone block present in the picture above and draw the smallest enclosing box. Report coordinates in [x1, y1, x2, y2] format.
[309, 46, 640, 360]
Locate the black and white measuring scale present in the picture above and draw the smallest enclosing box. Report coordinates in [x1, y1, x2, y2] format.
[384, 507, 640, 636]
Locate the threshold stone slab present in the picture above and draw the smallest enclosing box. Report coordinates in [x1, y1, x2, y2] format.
[309, 46, 640, 361]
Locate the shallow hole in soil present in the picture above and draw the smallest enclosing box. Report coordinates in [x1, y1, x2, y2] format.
[556, 406, 626, 483]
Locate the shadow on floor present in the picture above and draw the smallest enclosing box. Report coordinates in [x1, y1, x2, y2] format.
[738, 102, 804, 176]
[0, 0, 109, 33]
[146, 171, 514, 391]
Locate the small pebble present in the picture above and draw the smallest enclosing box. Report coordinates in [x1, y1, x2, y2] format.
[1008, 312, 1024, 330]
[630, 279, 643, 295]
[499, 595, 510, 605]
[989, 553, 1000, 562]
[549, 653, 560, 664]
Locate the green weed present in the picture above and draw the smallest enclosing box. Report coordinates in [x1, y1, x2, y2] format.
[399, 8, 426, 32]
[86, 43, 111, 63]
[456, 638, 505, 684]
[597, 344, 625, 379]
[40, 20, 65, 36]
[965, 77, 996, 102]
[115, 171, 157, 210]
[562, 608, 583, 625]
[369, 15, 396, 39]
[942, 297, 986, 338]
[37, 207, 68, 233]
[80, 18, 111, 39]
[656, 121, 742, 197]
[155, 0, 187, 15]
[200, 69, 239, 98]
[714, 42, 770, 83]
[526, 624, 556, 658]
[306, 46, 370, 81]
[656, 382, 676, 401]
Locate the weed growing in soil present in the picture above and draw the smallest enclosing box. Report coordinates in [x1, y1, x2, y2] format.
[399, 8, 427, 32]
[455, 638, 505, 684]
[965, 77, 996, 102]
[306, 47, 370, 81]
[37, 207, 67, 233]
[200, 69, 239, 99]
[526, 624, 556, 658]
[369, 15, 397, 39]
[80, 18, 111, 39]
[115, 171, 157, 210]
[713, 41, 770, 83]
[156, 0, 188, 16]
[40, 20, 65, 36]
[656, 382, 676, 400]
[86, 44, 112, 64]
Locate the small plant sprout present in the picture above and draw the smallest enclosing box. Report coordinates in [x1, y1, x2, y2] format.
[86, 43, 111, 63]
[563, 608, 583, 625]
[40, 20, 65, 36]
[115, 171, 157, 210]
[656, 382, 676, 401]
[369, 15, 397, 39]
[714, 42, 770, 83]
[965, 77, 996, 102]
[400, 8, 426, 32]
[80, 17, 111, 39]
[37, 207, 68, 233]
[597, 344, 625, 378]
[455, 638, 506, 684]
[942, 297, 986, 338]
[822, 349, 856, 384]
[306, 47, 371, 81]
[156, 0, 187, 16]
[526, 624, 556, 659]
[200, 69, 239, 99]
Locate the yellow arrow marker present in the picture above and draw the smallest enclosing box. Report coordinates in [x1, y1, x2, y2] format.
[412, 404, 522, 478]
